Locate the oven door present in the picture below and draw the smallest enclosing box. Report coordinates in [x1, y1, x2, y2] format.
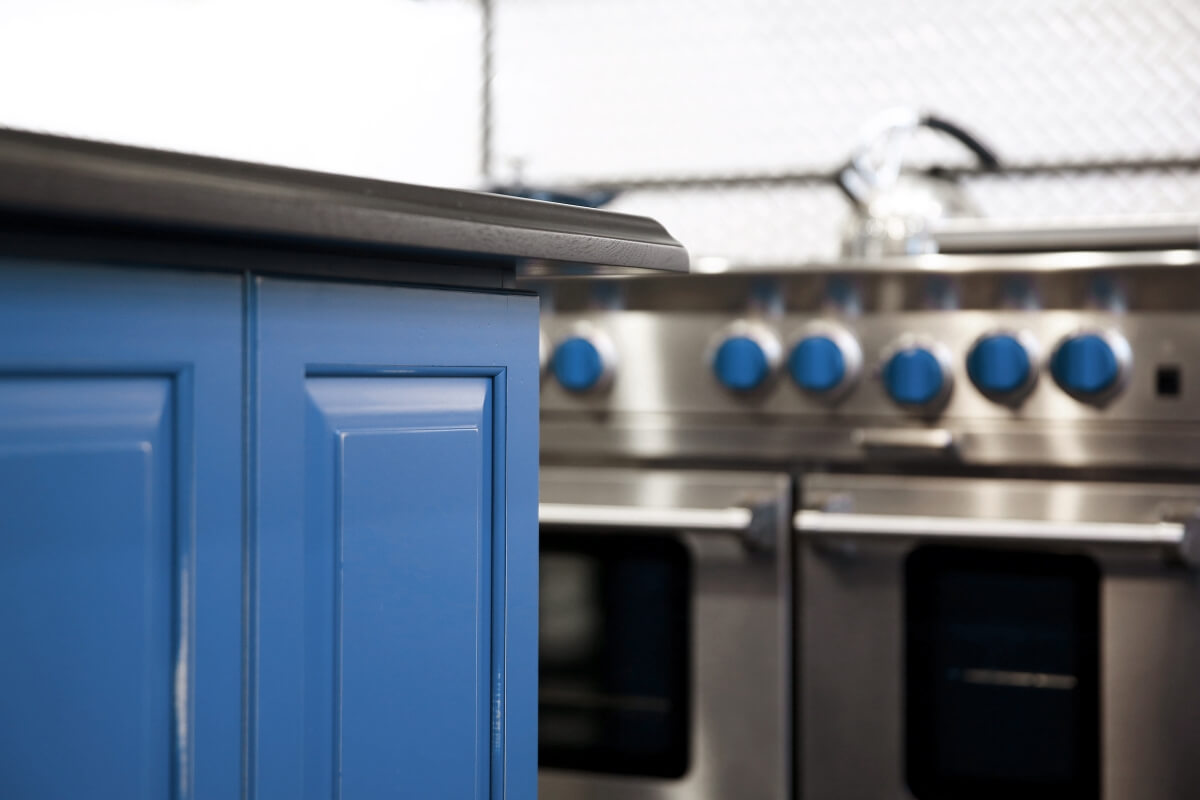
[795, 474, 1200, 800]
[538, 467, 792, 800]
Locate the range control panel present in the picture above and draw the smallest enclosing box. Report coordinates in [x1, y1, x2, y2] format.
[540, 311, 1192, 423]
[530, 266, 1200, 467]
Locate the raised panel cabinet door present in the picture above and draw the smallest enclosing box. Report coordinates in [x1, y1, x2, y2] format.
[0, 261, 243, 800]
[253, 276, 539, 800]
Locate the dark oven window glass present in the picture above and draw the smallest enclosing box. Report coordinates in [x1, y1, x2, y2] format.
[539, 531, 690, 778]
[906, 546, 1100, 800]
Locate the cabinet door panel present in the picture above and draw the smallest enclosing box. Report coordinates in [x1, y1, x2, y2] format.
[0, 262, 243, 800]
[300, 377, 493, 799]
[256, 278, 538, 800]
[333, 383, 489, 799]
[0, 379, 173, 799]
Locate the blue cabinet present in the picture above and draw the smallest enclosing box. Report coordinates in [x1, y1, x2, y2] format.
[0, 127, 683, 800]
[0, 265, 538, 800]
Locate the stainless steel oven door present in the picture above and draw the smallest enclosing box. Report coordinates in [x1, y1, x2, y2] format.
[538, 467, 792, 800]
[796, 474, 1200, 800]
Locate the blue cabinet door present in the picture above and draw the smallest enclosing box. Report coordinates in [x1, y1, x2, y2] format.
[0, 261, 243, 800]
[252, 276, 539, 800]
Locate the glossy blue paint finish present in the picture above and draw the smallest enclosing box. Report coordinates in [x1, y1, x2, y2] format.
[552, 336, 605, 392]
[789, 335, 846, 393]
[1, 380, 172, 799]
[303, 379, 492, 799]
[713, 336, 770, 391]
[883, 347, 945, 406]
[1052, 334, 1120, 396]
[254, 277, 539, 800]
[0, 261, 243, 800]
[967, 334, 1031, 396]
[340, 402, 488, 798]
[0, 260, 538, 799]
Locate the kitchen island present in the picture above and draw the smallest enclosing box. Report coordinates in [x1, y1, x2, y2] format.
[0, 129, 686, 800]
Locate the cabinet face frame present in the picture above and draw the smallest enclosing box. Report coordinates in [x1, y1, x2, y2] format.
[251, 276, 539, 800]
[0, 262, 538, 800]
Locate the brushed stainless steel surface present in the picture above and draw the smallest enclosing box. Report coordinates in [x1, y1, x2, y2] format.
[734, 249, 1200, 274]
[800, 473, 1200, 524]
[539, 309, 1200, 468]
[0, 128, 689, 278]
[541, 417, 1200, 468]
[532, 249, 1200, 284]
[540, 503, 752, 531]
[533, 265, 1200, 800]
[539, 501, 777, 552]
[796, 510, 1188, 544]
[853, 427, 955, 454]
[529, 265, 1200, 313]
[798, 474, 1200, 800]
[539, 467, 792, 800]
[596, 180, 1200, 271]
[795, 512, 1194, 563]
[933, 216, 1200, 254]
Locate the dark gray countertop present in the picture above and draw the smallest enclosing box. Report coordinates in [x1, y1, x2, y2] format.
[0, 128, 688, 283]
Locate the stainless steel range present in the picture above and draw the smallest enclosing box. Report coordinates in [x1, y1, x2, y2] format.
[528, 240, 1200, 800]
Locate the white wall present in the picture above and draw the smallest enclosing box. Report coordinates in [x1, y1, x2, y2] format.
[0, 0, 483, 188]
[488, 0, 1200, 265]
[491, 0, 1200, 184]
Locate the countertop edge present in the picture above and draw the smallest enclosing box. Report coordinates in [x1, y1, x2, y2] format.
[0, 128, 689, 276]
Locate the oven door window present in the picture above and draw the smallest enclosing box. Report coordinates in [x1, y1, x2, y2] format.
[906, 546, 1100, 800]
[539, 531, 691, 778]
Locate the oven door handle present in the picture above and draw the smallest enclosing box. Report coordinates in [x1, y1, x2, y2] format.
[794, 510, 1198, 565]
[540, 502, 777, 552]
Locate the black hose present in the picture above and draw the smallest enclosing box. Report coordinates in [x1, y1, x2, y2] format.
[919, 114, 1001, 170]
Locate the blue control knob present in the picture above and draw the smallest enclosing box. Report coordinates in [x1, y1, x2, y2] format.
[967, 333, 1033, 398]
[789, 335, 846, 393]
[552, 335, 610, 392]
[1051, 333, 1124, 399]
[883, 346, 948, 407]
[713, 335, 772, 392]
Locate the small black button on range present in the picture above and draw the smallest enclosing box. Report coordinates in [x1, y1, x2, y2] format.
[1156, 365, 1181, 397]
